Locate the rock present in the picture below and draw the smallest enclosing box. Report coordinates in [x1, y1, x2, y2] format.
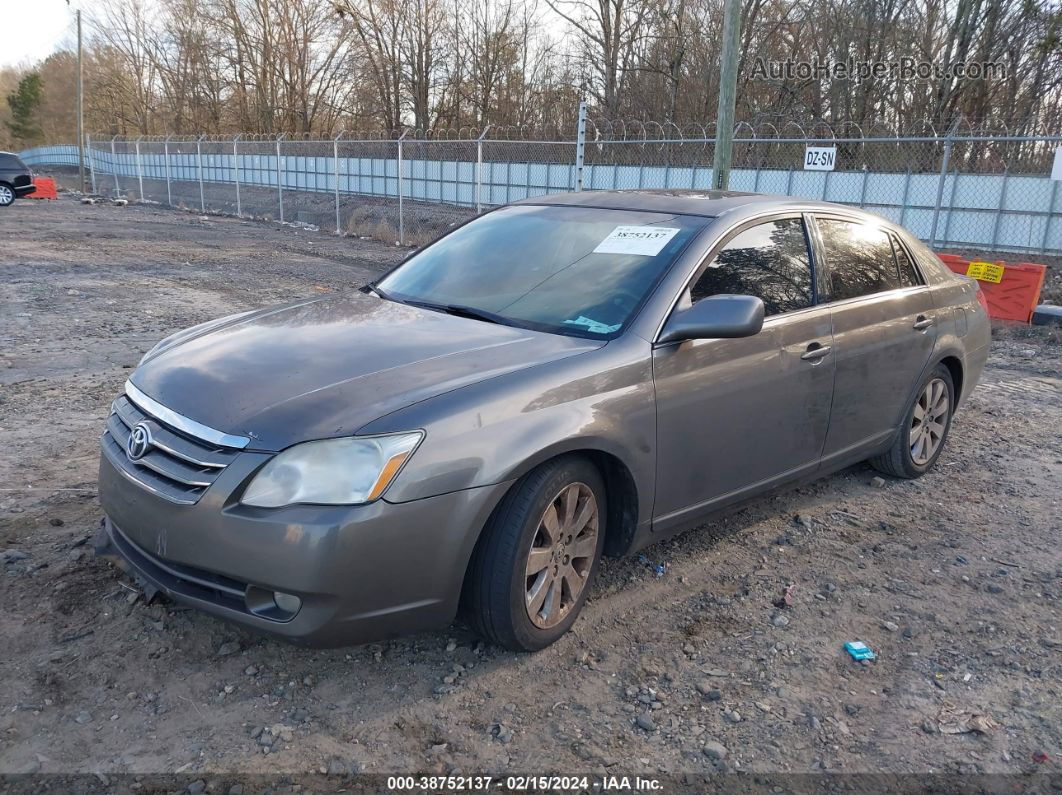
[922, 720, 936, 734]
[754, 702, 772, 713]
[870, 476, 886, 488]
[494, 724, 514, 744]
[986, 584, 1004, 594]
[694, 680, 715, 696]
[882, 620, 900, 632]
[641, 662, 664, 677]
[724, 710, 742, 724]
[292, 708, 309, 723]
[702, 741, 728, 760]
[704, 668, 729, 677]
[227, 787, 244, 795]
[49, 518, 64, 526]
[326, 757, 353, 776]
[217, 641, 241, 657]
[2, 549, 29, 563]
[187, 780, 206, 795]
[445, 640, 457, 652]
[74, 711, 91, 725]
[771, 614, 790, 628]
[244, 665, 259, 676]
[635, 714, 656, 732]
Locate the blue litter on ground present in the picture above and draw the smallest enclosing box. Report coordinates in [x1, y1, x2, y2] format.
[844, 641, 877, 661]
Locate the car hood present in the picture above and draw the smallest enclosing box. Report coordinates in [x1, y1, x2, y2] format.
[130, 292, 602, 450]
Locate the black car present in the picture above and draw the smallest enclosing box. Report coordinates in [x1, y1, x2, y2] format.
[0, 152, 35, 206]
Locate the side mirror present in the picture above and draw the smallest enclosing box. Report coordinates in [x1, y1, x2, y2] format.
[658, 294, 765, 344]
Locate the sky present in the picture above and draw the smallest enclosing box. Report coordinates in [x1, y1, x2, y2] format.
[0, 0, 79, 69]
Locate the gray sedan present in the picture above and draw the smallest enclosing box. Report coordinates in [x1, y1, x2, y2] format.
[95, 191, 990, 651]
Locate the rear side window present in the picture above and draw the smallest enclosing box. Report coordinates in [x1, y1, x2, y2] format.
[0, 153, 23, 169]
[817, 219, 900, 301]
[690, 218, 814, 316]
[890, 234, 922, 287]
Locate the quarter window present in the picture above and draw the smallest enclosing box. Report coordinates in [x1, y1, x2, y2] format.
[817, 219, 901, 301]
[891, 235, 921, 287]
[690, 218, 814, 316]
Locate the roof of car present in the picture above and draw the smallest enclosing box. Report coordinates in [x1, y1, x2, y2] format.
[513, 189, 851, 219]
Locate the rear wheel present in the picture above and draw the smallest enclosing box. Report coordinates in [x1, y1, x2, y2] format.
[0, 184, 14, 207]
[870, 363, 955, 478]
[466, 456, 606, 651]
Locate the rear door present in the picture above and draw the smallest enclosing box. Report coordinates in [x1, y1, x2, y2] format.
[811, 215, 937, 462]
[652, 215, 835, 529]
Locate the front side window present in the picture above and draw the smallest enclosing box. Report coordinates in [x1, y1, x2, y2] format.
[689, 217, 813, 316]
[817, 219, 901, 301]
[377, 205, 704, 338]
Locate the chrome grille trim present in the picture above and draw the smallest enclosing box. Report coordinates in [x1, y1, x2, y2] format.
[102, 392, 240, 505]
[125, 380, 250, 450]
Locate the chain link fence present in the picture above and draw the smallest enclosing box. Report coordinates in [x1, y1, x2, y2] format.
[20, 125, 1062, 255]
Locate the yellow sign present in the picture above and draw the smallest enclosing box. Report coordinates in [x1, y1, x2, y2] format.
[966, 261, 1005, 283]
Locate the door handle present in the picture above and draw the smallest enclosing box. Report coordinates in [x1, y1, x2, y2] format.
[800, 344, 832, 361]
[913, 316, 935, 330]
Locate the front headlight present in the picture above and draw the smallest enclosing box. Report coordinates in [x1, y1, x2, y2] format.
[240, 432, 423, 508]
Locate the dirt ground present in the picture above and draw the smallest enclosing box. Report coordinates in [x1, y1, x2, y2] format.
[1, 196, 1060, 786]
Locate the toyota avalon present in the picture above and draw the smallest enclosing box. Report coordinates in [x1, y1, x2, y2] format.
[95, 191, 989, 651]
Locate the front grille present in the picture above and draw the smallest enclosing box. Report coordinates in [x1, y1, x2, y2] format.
[101, 394, 238, 504]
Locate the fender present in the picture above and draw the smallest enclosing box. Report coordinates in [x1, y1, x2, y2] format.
[359, 334, 658, 532]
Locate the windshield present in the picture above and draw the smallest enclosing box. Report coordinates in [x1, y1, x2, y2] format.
[376, 205, 704, 338]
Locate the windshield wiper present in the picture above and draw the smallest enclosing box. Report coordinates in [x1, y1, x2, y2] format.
[398, 298, 518, 328]
[442, 304, 513, 326]
[362, 282, 400, 303]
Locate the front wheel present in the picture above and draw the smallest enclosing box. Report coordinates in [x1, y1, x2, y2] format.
[465, 456, 606, 651]
[870, 363, 955, 478]
[0, 184, 15, 207]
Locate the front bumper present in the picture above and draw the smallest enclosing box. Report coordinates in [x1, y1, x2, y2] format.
[97, 450, 511, 646]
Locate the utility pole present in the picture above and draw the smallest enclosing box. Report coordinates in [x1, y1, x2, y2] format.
[712, 0, 741, 190]
[68, 1, 85, 193]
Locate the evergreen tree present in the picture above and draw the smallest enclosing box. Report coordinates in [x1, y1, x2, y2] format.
[6, 72, 43, 143]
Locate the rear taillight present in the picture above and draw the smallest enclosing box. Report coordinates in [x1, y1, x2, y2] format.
[976, 288, 989, 313]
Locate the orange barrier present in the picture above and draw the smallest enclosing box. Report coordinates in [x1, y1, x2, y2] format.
[935, 252, 1047, 324]
[27, 177, 58, 200]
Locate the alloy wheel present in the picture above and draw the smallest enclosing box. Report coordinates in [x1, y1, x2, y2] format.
[0, 185, 13, 205]
[524, 482, 599, 629]
[910, 377, 949, 465]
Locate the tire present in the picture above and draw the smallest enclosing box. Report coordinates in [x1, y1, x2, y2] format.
[465, 456, 606, 651]
[870, 363, 955, 479]
[0, 183, 14, 207]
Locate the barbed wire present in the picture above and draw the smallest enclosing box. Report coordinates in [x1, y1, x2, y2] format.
[83, 112, 1058, 145]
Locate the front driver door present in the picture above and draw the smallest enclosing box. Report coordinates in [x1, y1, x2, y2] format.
[652, 215, 835, 531]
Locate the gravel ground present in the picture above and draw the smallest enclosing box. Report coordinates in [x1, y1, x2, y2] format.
[0, 196, 1060, 785]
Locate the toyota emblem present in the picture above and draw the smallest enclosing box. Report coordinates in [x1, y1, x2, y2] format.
[126, 422, 153, 460]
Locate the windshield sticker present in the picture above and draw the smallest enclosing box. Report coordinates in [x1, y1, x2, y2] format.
[593, 225, 680, 257]
[564, 316, 622, 335]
